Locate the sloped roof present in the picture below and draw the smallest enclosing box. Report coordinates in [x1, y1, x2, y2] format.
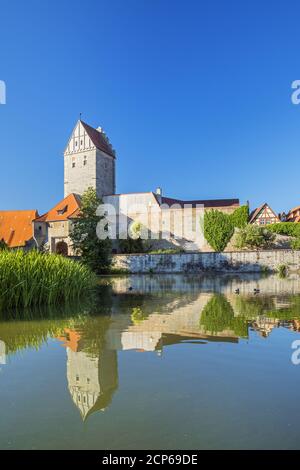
[249, 203, 278, 223]
[35, 193, 81, 223]
[160, 196, 239, 208]
[249, 203, 266, 223]
[81, 120, 115, 158]
[0, 210, 38, 248]
[288, 205, 300, 215]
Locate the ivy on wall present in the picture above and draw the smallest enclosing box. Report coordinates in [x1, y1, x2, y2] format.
[204, 210, 234, 252]
[229, 205, 249, 228]
[204, 205, 249, 252]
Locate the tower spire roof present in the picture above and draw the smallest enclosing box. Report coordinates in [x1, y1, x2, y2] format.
[80, 120, 115, 158]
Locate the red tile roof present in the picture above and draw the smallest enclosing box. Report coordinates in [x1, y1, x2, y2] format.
[0, 210, 38, 248]
[81, 120, 115, 158]
[35, 193, 81, 222]
[287, 205, 300, 222]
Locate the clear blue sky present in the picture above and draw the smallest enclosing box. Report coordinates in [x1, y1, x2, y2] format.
[1, 0, 300, 214]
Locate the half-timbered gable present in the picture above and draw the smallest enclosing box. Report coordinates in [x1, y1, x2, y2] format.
[249, 203, 279, 225]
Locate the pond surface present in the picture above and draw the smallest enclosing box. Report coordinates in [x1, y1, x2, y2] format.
[1, 273, 300, 450]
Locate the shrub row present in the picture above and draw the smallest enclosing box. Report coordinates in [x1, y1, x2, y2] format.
[266, 222, 300, 237]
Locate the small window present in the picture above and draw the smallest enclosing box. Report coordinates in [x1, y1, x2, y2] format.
[76, 375, 79, 382]
[72, 162, 75, 168]
[57, 205, 68, 215]
[75, 141, 78, 147]
[80, 140, 83, 145]
[83, 158, 87, 166]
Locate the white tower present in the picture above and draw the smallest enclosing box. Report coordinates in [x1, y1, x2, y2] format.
[64, 120, 116, 198]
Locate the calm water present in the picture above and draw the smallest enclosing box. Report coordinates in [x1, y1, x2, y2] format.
[1, 273, 300, 450]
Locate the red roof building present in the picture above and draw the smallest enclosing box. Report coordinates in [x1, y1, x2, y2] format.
[0, 210, 38, 248]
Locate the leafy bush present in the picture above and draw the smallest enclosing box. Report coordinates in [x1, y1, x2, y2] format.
[204, 210, 234, 252]
[131, 307, 149, 325]
[291, 238, 300, 250]
[147, 248, 184, 254]
[200, 294, 234, 333]
[119, 237, 145, 254]
[0, 250, 97, 311]
[277, 264, 288, 278]
[267, 222, 300, 237]
[230, 205, 249, 228]
[118, 221, 147, 254]
[234, 224, 275, 250]
[200, 294, 248, 337]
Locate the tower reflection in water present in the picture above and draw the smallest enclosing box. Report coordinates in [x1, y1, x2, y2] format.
[58, 329, 118, 421]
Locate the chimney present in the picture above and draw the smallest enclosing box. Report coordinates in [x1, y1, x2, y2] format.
[155, 187, 162, 204]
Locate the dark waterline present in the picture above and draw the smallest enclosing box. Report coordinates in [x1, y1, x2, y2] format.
[1, 273, 300, 450]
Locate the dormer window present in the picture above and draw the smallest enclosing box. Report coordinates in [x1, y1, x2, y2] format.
[57, 205, 68, 215]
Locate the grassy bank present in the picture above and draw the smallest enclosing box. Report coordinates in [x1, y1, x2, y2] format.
[0, 250, 98, 311]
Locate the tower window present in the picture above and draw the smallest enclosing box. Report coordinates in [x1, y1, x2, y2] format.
[75, 141, 78, 147]
[80, 140, 83, 145]
[83, 158, 87, 166]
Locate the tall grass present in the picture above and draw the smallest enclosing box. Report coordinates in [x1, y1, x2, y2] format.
[0, 250, 98, 311]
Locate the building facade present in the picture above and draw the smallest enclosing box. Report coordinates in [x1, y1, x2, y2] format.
[34, 193, 81, 255]
[249, 203, 279, 225]
[103, 192, 239, 252]
[64, 120, 116, 199]
[286, 205, 300, 223]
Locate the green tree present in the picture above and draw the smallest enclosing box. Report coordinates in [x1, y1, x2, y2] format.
[230, 205, 249, 228]
[200, 294, 235, 333]
[204, 210, 234, 252]
[234, 224, 275, 250]
[200, 294, 249, 337]
[70, 187, 112, 273]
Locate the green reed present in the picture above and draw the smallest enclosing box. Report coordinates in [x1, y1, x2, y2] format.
[0, 250, 98, 311]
